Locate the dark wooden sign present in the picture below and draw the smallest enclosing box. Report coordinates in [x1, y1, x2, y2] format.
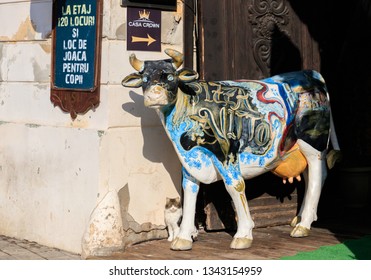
[51, 0, 102, 119]
[127, 7, 161, 52]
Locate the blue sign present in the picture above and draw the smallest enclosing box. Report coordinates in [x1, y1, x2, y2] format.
[54, 0, 97, 90]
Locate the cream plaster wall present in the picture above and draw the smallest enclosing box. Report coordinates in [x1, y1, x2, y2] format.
[0, 0, 184, 255]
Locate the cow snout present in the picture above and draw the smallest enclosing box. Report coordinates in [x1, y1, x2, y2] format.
[151, 85, 165, 95]
[144, 85, 169, 107]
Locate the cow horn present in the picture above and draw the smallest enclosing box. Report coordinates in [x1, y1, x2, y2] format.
[129, 53, 144, 71]
[164, 49, 184, 69]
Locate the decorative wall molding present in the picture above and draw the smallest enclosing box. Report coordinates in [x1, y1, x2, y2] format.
[248, 0, 290, 77]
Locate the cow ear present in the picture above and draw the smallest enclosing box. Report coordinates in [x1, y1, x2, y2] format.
[121, 73, 143, 88]
[177, 68, 199, 83]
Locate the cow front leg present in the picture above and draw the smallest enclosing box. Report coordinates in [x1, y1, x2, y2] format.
[171, 168, 199, 251]
[291, 140, 327, 237]
[225, 178, 254, 249]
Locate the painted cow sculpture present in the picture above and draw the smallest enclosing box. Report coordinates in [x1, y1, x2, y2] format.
[122, 49, 341, 251]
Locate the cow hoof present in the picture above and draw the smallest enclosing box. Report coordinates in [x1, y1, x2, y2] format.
[290, 216, 301, 227]
[170, 237, 193, 251]
[191, 231, 199, 241]
[290, 225, 310, 237]
[230, 238, 253, 250]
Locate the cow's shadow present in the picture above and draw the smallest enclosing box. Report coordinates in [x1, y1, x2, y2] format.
[122, 90, 182, 194]
[199, 172, 304, 233]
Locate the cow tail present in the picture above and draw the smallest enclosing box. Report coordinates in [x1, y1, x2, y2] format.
[326, 107, 342, 169]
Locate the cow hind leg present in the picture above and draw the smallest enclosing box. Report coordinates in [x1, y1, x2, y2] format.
[224, 178, 255, 249]
[291, 140, 327, 238]
[290, 169, 308, 227]
[171, 168, 199, 251]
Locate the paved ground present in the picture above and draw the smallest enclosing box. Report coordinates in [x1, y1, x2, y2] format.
[2, 216, 370, 260]
[0, 235, 80, 260]
[91, 223, 371, 260]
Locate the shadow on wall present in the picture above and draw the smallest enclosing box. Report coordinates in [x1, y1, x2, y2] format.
[30, 0, 53, 39]
[270, 25, 302, 76]
[122, 90, 182, 194]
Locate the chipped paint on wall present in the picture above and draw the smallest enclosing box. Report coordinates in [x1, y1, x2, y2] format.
[118, 184, 167, 247]
[161, 0, 184, 45]
[0, 43, 3, 82]
[39, 42, 51, 54]
[81, 185, 167, 258]
[12, 16, 36, 41]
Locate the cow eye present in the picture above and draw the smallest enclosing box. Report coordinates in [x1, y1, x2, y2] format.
[142, 76, 148, 83]
[167, 74, 174, 81]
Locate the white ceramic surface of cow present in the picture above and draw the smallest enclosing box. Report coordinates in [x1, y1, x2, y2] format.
[122, 49, 341, 251]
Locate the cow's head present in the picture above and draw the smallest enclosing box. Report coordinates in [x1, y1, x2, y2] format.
[121, 49, 199, 109]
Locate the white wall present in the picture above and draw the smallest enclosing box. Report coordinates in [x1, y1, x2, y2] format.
[0, 0, 184, 255]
